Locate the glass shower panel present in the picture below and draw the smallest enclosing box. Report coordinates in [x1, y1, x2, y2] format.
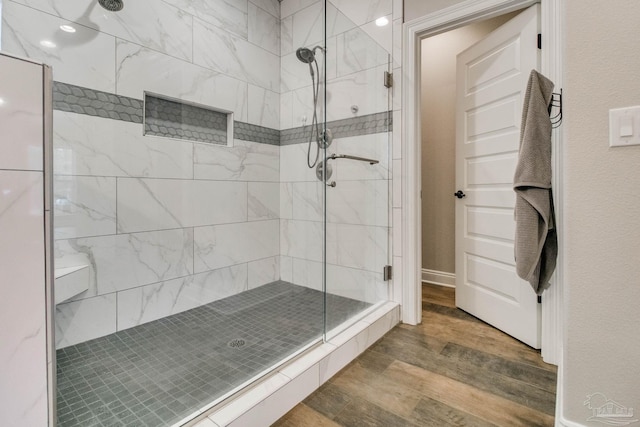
[2, 0, 331, 425]
[322, 2, 393, 339]
[1, 0, 395, 423]
[278, 0, 332, 364]
[278, 0, 337, 354]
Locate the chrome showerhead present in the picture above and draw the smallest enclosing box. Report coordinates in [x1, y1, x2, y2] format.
[98, 0, 124, 12]
[296, 47, 315, 64]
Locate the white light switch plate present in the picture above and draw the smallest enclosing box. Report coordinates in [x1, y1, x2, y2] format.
[609, 106, 640, 147]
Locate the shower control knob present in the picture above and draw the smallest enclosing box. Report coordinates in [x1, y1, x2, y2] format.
[454, 190, 466, 199]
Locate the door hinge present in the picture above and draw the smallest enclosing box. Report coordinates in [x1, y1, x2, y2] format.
[383, 265, 393, 281]
[384, 71, 393, 88]
[537, 33, 542, 49]
[537, 295, 542, 304]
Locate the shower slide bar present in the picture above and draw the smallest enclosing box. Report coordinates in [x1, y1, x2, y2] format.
[328, 153, 379, 165]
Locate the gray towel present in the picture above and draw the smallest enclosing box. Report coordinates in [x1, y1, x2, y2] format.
[513, 70, 557, 295]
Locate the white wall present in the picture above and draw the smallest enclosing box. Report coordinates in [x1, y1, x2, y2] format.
[563, 0, 640, 424]
[405, 0, 466, 22]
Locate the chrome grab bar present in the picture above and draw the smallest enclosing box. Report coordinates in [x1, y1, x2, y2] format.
[328, 153, 379, 165]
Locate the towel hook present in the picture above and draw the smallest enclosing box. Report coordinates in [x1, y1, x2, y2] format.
[549, 89, 562, 128]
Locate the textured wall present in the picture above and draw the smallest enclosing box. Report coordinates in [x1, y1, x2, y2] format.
[563, 0, 640, 423]
[420, 13, 515, 275]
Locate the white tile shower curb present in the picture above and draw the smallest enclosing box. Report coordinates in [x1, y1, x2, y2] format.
[187, 302, 400, 427]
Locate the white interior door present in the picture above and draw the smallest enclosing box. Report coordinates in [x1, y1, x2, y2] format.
[455, 4, 541, 348]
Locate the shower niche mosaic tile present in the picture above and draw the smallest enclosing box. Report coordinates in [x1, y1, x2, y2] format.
[144, 93, 233, 146]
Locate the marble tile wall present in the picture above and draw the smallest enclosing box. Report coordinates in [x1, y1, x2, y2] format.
[279, 132, 391, 305]
[2, 0, 281, 127]
[49, 122, 282, 348]
[279, 0, 395, 308]
[0, 53, 49, 427]
[1, 0, 400, 349]
[280, 0, 391, 129]
[1, 0, 283, 348]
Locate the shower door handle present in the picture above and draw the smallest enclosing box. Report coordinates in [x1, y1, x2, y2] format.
[328, 154, 379, 165]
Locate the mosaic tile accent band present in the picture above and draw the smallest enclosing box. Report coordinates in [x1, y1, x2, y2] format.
[234, 121, 281, 146]
[56, 281, 371, 427]
[144, 94, 228, 145]
[52, 82, 391, 146]
[280, 111, 392, 146]
[53, 82, 143, 123]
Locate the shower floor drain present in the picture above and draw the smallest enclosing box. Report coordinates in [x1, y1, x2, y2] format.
[227, 339, 245, 348]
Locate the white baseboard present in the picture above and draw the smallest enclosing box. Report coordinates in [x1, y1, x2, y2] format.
[557, 419, 586, 427]
[421, 269, 456, 288]
[554, 350, 586, 427]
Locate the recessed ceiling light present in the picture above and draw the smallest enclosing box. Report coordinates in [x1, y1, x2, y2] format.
[60, 25, 76, 33]
[375, 16, 389, 27]
[40, 40, 57, 48]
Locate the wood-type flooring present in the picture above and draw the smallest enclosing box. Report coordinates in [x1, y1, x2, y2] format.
[273, 283, 557, 426]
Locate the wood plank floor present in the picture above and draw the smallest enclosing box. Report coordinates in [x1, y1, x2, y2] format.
[273, 284, 557, 426]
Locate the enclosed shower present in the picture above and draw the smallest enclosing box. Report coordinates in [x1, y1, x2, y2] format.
[0, 0, 395, 425]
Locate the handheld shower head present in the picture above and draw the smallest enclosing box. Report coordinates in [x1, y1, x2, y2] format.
[296, 45, 326, 169]
[296, 47, 315, 64]
[296, 47, 316, 77]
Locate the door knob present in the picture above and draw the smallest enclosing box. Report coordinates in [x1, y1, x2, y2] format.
[454, 190, 466, 199]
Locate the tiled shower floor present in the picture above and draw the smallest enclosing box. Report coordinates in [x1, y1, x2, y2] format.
[56, 281, 371, 427]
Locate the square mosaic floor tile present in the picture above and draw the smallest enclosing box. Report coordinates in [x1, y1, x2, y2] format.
[56, 281, 371, 427]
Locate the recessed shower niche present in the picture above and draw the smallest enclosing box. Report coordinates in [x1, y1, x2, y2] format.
[143, 93, 234, 146]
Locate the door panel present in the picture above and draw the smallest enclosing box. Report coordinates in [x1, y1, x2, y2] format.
[464, 132, 519, 158]
[466, 97, 520, 138]
[467, 207, 515, 241]
[465, 38, 521, 92]
[466, 153, 520, 185]
[465, 254, 520, 301]
[455, 4, 541, 348]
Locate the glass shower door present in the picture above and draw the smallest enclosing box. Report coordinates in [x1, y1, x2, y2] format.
[321, 2, 393, 339]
